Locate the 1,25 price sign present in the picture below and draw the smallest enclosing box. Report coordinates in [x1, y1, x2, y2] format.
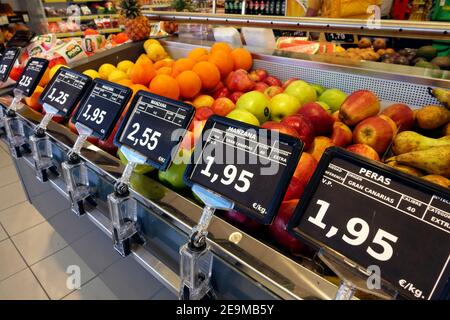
[184, 116, 303, 224]
[289, 147, 450, 300]
[15, 57, 49, 97]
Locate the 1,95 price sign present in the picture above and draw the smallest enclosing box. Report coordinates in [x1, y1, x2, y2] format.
[116, 91, 195, 170]
[185, 116, 303, 224]
[289, 147, 450, 300]
[15, 58, 48, 97]
[40, 67, 92, 117]
[73, 79, 132, 140]
[0, 47, 20, 82]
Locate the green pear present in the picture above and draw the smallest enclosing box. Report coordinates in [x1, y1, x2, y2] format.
[392, 131, 450, 155]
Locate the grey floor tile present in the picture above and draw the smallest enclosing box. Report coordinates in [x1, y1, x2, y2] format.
[63, 277, 118, 300]
[31, 246, 96, 300]
[0, 164, 18, 187]
[0, 181, 27, 211]
[99, 256, 163, 300]
[0, 202, 45, 236]
[48, 210, 95, 245]
[0, 268, 48, 300]
[0, 224, 7, 241]
[0, 148, 12, 168]
[0, 139, 8, 152]
[11, 221, 68, 265]
[0, 239, 27, 281]
[150, 286, 177, 300]
[70, 229, 121, 275]
[31, 189, 71, 220]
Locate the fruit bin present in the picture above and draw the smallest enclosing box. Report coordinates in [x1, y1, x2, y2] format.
[1, 39, 449, 300]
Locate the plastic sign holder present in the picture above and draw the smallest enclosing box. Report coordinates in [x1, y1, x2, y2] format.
[30, 67, 91, 182]
[108, 91, 194, 257]
[182, 115, 303, 300]
[288, 147, 450, 300]
[62, 79, 132, 216]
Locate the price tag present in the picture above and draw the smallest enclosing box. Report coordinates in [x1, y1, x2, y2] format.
[116, 91, 195, 170]
[73, 79, 132, 140]
[184, 116, 303, 224]
[288, 147, 450, 300]
[325, 33, 355, 43]
[0, 47, 20, 82]
[39, 67, 92, 118]
[14, 57, 48, 97]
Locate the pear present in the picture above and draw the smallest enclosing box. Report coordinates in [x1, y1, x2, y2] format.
[421, 175, 450, 188]
[386, 161, 423, 177]
[431, 88, 450, 110]
[387, 146, 450, 177]
[415, 105, 450, 130]
[392, 131, 450, 155]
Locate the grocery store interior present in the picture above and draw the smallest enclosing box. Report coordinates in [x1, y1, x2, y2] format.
[0, 0, 448, 301]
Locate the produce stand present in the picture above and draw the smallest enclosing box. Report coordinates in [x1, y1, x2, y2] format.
[1, 38, 448, 300]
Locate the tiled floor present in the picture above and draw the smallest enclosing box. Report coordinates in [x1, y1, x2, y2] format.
[0, 139, 176, 300]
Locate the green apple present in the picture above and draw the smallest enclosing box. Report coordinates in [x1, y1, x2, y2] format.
[316, 101, 332, 114]
[311, 83, 326, 96]
[235, 91, 270, 123]
[158, 162, 188, 190]
[226, 109, 260, 126]
[117, 149, 154, 174]
[269, 93, 301, 122]
[284, 80, 317, 105]
[318, 88, 347, 113]
[130, 172, 166, 201]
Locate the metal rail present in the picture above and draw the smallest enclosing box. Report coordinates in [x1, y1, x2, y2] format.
[143, 11, 450, 40]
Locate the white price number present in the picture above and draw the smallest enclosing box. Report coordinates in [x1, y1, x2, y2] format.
[308, 200, 398, 262]
[19, 75, 32, 87]
[127, 123, 161, 150]
[47, 88, 69, 105]
[201, 156, 254, 193]
[82, 104, 106, 125]
[0, 64, 7, 74]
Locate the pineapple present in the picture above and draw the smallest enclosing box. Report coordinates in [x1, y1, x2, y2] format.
[121, 0, 150, 42]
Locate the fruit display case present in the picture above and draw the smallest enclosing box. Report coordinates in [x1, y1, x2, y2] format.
[1, 39, 448, 300]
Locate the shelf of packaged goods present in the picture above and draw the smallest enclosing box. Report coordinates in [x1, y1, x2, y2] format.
[47, 14, 119, 23]
[55, 27, 122, 38]
[144, 11, 450, 41]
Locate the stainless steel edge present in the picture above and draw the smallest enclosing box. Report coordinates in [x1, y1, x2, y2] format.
[144, 11, 450, 40]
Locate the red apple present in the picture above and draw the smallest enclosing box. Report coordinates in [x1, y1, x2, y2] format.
[380, 103, 414, 132]
[229, 91, 244, 104]
[180, 130, 195, 151]
[283, 78, 298, 89]
[379, 115, 398, 135]
[264, 86, 284, 98]
[293, 152, 318, 186]
[264, 76, 282, 87]
[330, 121, 353, 147]
[225, 69, 255, 93]
[98, 125, 118, 155]
[189, 107, 214, 130]
[9, 66, 24, 81]
[310, 136, 334, 162]
[222, 209, 264, 233]
[253, 81, 269, 93]
[269, 199, 308, 254]
[212, 87, 230, 100]
[211, 97, 235, 117]
[332, 110, 340, 122]
[352, 116, 394, 154]
[280, 114, 315, 149]
[261, 121, 301, 139]
[339, 90, 380, 126]
[346, 144, 380, 161]
[249, 69, 268, 82]
[297, 102, 335, 136]
[284, 176, 305, 201]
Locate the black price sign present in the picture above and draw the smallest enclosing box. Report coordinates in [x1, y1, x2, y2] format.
[116, 91, 195, 170]
[325, 33, 355, 43]
[39, 67, 92, 117]
[184, 116, 303, 224]
[288, 147, 450, 300]
[0, 47, 20, 82]
[73, 79, 132, 140]
[14, 57, 48, 97]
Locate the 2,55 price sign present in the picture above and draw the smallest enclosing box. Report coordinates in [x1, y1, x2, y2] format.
[289, 147, 450, 300]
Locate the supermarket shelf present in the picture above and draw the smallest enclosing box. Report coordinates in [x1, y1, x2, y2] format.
[0, 13, 30, 26]
[47, 14, 119, 22]
[144, 11, 450, 40]
[55, 27, 122, 38]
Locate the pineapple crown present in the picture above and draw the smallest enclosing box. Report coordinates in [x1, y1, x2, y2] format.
[121, 0, 142, 19]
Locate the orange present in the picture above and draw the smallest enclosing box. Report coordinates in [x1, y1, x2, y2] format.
[39, 67, 50, 86]
[116, 79, 134, 87]
[208, 50, 234, 78]
[173, 58, 196, 73]
[129, 62, 156, 85]
[149, 74, 180, 100]
[154, 59, 174, 70]
[24, 86, 44, 112]
[192, 61, 221, 90]
[136, 54, 152, 65]
[176, 71, 202, 100]
[131, 84, 149, 96]
[193, 95, 215, 109]
[211, 42, 232, 54]
[230, 48, 253, 71]
[188, 48, 209, 62]
[157, 66, 172, 75]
